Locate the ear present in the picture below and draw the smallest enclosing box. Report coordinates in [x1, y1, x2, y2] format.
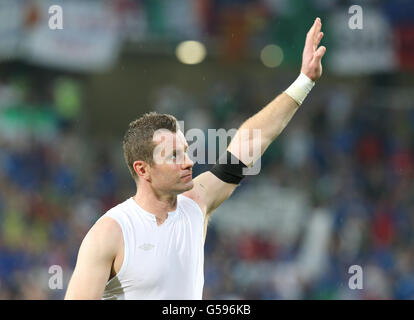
[133, 160, 151, 181]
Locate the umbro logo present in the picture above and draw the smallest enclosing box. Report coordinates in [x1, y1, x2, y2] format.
[138, 243, 155, 251]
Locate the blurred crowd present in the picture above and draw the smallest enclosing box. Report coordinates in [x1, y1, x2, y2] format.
[155, 73, 414, 300]
[0, 0, 413, 301]
[0, 65, 413, 299]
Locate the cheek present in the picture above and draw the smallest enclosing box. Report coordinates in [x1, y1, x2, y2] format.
[153, 165, 180, 182]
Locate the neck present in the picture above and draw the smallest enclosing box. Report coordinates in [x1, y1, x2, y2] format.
[133, 183, 178, 222]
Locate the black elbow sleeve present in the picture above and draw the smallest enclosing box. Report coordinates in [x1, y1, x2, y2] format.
[210, 151, 247, 184]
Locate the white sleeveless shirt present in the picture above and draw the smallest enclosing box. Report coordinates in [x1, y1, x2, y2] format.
[100, 194, 205, 300]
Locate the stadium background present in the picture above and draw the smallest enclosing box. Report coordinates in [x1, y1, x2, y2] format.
[0, 0, 414, 299]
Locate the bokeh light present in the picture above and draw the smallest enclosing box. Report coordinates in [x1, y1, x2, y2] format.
[260, 44, 284, 68]
[175, 41, 207, 65]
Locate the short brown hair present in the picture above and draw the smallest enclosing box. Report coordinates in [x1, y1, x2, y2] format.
[123, 112, 178, 179]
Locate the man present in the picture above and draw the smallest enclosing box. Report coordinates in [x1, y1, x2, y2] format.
[65, 18, 326, 300]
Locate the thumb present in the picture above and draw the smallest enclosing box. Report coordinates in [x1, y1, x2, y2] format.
[314, 46, 326, 60]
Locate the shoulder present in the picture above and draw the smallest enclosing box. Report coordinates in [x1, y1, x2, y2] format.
[97, 198, 132, 233]
[180, 194, 204, 214]
[93, 216, 123, 237]
[182, 186, 207, 216]
[183, 171, 239, 216]
[82, 216, 123, 259]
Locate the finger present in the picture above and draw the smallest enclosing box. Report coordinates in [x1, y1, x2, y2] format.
[314, 32, 324, 50]
[314, 46, 327, 60]
[305, 18, 319, 54]
[306, 18, 318, 42]
[313, 18, 322, 42]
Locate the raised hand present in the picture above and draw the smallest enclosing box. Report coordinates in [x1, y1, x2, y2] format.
[301, 18, 326, 82]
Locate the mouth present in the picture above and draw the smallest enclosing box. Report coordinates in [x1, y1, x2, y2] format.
[181, 173, 193, 180]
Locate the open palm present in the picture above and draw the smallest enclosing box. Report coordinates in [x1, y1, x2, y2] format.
[301, 18, 326, 82]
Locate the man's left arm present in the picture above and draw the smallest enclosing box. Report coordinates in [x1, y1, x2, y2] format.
[228, 17, 325, 166]
[184, 18, 326, 226]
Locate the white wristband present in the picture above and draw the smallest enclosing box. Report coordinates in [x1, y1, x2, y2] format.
[284, 73, 315, 106]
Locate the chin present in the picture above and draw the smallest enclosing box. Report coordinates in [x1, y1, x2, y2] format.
[184, 180, 194, 191]
[179, 180, 194, 193]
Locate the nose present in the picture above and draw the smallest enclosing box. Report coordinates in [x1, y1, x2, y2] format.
[182, 153, 194, 170]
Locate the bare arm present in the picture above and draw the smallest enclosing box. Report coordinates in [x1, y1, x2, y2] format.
[64, 217, 122, 300]
[184, 18, 326, 230]
[229, 17, 326, 166]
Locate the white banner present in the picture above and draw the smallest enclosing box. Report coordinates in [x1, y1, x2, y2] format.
[327, 7, 397, 75]
[0, 0, 24, 61]
[23, 0, 122, 72]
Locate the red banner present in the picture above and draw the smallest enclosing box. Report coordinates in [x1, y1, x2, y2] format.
[394, 25, 414, 70]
